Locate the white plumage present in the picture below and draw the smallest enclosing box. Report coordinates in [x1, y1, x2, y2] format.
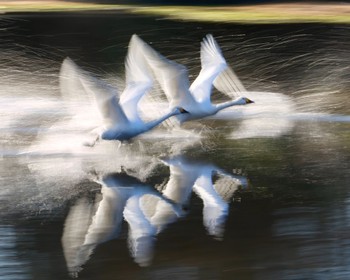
[59, 35, 187, 146]
[133, 34, 254, 124]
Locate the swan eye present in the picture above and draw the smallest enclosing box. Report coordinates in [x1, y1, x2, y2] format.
[179, 108, 189, 113]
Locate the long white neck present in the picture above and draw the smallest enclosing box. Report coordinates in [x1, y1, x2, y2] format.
[144, 109, 179, 131]
[215, 98, 246, 112]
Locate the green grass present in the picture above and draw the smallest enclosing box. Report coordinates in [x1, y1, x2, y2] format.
[131, 5, 350, 24]
[0, 2, 349, 24]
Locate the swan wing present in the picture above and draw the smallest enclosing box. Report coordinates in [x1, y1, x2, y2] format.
[160, 158, 199, 205]
[83, 186, 125, 246]
[60, 58, 94, 106]
[133, 34, 196, 109]
[213, 65, 247, 99]
[190, 34, 227, 103]
[60, 57, 128, 128]
[123, 194, 156, 266]
[59, 58, 103, 130]
[214, 169, 248, 202]
[78, 70, 129, 128]
[193, 171, 229, 238]
[193, 171, 227, 208]
[61, 196, 97, 276]
[144, 194, 179, 234]
[120, 35, 153, 123]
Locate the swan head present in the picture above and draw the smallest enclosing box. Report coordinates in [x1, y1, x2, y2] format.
[236, 97, 254, 105]
[243, 97, 254, 104]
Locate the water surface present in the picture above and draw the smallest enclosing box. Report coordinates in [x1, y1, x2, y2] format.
[0, 12, 349, 280]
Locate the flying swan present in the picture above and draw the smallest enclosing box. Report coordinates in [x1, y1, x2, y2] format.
[132, 34, 254, 124]
[59, 36, 188, 146]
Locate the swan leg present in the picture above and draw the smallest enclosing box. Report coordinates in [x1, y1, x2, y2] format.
[116, 141, 123, 149]
[137, 140, 146, 153]
[82, 127, 105, 147]
[82, 133, 100, 147]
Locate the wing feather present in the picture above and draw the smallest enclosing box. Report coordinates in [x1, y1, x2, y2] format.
[132, 34, 197, 109]
[190, 34, 227, 103]
[60, 57, 128, 128]
[213, 65, 247, 99]
[77, 66, 128, 128]
[119, 34, 153, 123]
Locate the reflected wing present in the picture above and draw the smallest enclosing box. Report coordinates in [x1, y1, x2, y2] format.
[193, 171, 228, 239]
[83, 186, 125, 246]
[213, 65, 247, 99]
[160, 158, 199, 205]
[123, 195, 156, 267]
[132, 34, 196, 109]
[145, 195, 179, 234]
[61, 196, 97, 276]
[190, 34, 227, 103]
[119, 35, 153, 123]
[214, 169, 248, 202]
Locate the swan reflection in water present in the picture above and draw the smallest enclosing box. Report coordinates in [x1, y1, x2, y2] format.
[62, 172, 182, 274]
[62, 158, 248, 275]
[156, 157, 248, 238]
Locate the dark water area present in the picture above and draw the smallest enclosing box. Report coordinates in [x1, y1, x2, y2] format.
[3, 12, 350, 112]
[0, 11, 350, 280]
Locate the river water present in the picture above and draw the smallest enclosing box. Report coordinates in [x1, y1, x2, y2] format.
[0, 12, 349, 280]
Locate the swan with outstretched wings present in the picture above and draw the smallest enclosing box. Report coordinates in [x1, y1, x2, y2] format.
[59, 35, 187, 146]
[132, 34, 253, 124]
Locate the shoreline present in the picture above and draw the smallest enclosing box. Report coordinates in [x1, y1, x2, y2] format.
[0, 2, 349, 24]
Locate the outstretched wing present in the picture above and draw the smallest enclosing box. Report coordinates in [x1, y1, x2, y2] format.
[59, 57, 105, 134]
[60, 58, 128, 128]
[213, 64, 247, 99]
[59, 58, 98, 116]
[190, 34, 227, 103]
[132, 34, 197, 109]
[119, 35, 153, 123]
[77, 65, 129, 128]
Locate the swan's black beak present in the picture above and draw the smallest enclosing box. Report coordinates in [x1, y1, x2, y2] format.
[179, 107, 189, 114]
[246, 98, 254, 104]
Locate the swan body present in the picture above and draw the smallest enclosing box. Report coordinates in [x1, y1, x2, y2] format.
[133, 34, 254, 124]
[59, 36, 187, 146]
[98, 106, 186, 141]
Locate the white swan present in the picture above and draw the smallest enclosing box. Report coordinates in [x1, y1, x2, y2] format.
[132, 34, 254, 124]
[59, 36, 188, 146]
